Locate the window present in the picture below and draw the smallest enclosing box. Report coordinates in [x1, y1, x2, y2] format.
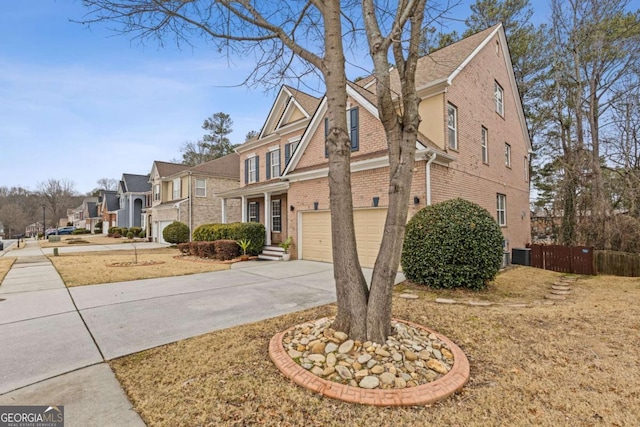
[285, 140, 299, 165]
[195, 179, 206, 197]
[248, 202, 259, 222]
[495, 81, 504, 116]
[153, 184, 160, 201]
[481, 127, 489, 164]
[245, 156, 259, 184]
[447, 103, 457, 150]
[504, 143, 511, 168]
[172, 178, 181, 199]
[266, 149, 280, 179]
[272, 200, 282, 232]
[324, 107, 359, 157]
[524, 156, 529, 182]
[497, 194, 507, 226]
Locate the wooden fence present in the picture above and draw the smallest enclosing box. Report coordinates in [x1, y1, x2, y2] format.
[595, 250, 640, 277]
[529, 244, 595, 275]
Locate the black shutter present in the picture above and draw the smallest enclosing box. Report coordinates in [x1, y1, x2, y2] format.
[256, 201, 260, 222]
[244, 159, 249, 184]
[284, 143, 291, 165]
[324, 117, 329, 158]
[266, 152, 271, 180]
[256, 155, 260, 181]
[350, 107, 359, 151]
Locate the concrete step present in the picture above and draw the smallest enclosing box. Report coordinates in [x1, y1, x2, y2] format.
[262, 249, 284, 257]
[258, 254, 282, 261]
[263, 245, 285, 253]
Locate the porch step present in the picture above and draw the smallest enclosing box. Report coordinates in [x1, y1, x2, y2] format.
[258, 245, 285, 261]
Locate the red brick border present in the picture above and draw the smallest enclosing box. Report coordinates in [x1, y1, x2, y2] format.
[269, 319, 470, 406]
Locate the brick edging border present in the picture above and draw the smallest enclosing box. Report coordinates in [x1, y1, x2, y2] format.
[269, 318, 470, 406]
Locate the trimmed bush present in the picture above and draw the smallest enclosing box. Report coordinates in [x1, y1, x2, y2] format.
[162, 221, 190, 244]
[130, 227, 142, 236]
[214, 239, 241, 260]
[401, 198, 504, 290]
[127, 231, 134, 239]
[121, 227, 129, 237]
[138, 230, 146, 238]
[108, 226, 120, 235]
[72, 229, 85, 235]
[192, 222, 265, 255]
[177, 242, 191, 254]
[112, 232, 122, 238]
[200, 242, 216, 258]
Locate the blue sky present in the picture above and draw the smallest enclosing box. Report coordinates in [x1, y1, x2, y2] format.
[0, 1, 547, 194]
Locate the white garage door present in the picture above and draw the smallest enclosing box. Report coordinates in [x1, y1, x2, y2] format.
[155, 221, 173, 244]
[300, 208, 387, 268]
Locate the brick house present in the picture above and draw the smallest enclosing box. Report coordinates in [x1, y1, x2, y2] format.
[72, 197, 99, 232]
[220, 24, 531, 266]
[146, 154, 242, 243]
[96, 190, 119, 234]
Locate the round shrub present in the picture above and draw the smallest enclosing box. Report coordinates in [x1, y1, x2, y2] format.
[163, 221, 190, 244]
[401, 198, 504, 289]
[127, 231, 134, 239]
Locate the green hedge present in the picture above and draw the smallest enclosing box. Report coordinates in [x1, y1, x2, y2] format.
[192, 222, 265, 255]
[163, 221, 190, 244]
[401, 198, 504, 290]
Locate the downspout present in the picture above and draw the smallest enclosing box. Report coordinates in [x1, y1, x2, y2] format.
[188, 172, 193, 242]
[425, 152, 437, 205]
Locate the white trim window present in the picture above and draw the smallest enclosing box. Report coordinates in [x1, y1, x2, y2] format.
[172, 178, 181, 199]
[495, 81, 504, 116]
[153, 184, 160, 201]
[248, 157, 257, 183]
[481, 126, 489, 164]
[195, 178, 206, 197]
[269, 149, 280, 179]
[505, 143, 511, 168]
[497, 193, 507, 226]
[272, 199, 282, 232]
[248, 202, 258, 222]
[447, 103, 458, 150]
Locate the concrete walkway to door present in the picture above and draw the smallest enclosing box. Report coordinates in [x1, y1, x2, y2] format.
[0, 241, 403, 426]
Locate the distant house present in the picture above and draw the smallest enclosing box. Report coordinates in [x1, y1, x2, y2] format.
[72, 197, 99, 232]
[97, 190, 119, 234]
[146, 154, 242, 243]
[25, 222, 43, 237]
[116, 173, 151, 229]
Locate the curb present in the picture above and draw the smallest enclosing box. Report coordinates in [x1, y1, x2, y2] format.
[269, 319, 470, 406]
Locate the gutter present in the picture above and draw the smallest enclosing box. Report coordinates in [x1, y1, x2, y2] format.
[425, 152, 437, 205]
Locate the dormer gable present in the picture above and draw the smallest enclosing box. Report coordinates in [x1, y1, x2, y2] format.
[258, 86, 320, 139]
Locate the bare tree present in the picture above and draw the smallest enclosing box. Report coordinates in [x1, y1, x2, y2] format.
[37, 179, 78, 228]
[82, 0, 430, 342]
[96, 177, 119, 191]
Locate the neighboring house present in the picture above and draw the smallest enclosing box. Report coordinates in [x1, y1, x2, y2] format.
[146, 154, 242, 244]
[219, 24, 531, 267]
[73, 197, 99, 231]
[116, 173, 152, 229]
[97, 190, 120, 234]
[25, 222, 43, 238]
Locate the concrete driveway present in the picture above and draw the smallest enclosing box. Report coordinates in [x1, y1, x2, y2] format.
[0, 241, 402, 426]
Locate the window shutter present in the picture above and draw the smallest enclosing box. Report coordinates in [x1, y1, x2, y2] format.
[256, 201, 260, 223]
[244, 159, 249, 184]
[324, 117, 329, 158]
[266, 153, 271, 180]
[284, 143, 291, 165]
[350, 107, 359, 151]
[256, 155, 260, 181]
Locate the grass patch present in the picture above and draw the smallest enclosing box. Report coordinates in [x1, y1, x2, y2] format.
[0, 258, 15, 284]
[49, 248, 230, 287]
[110, 267, 640, 426]
[40, 235, 143, 248]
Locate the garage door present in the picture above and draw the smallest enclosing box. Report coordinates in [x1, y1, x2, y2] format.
[155, 221, 173, 244]
[300, 208, 387, 268]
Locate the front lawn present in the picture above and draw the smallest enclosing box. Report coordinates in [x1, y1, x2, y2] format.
[109, 267, 640, 426]
[0, 258, 15, 284]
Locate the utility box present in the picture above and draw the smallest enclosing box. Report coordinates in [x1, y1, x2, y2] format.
[512, 248, 531, 266]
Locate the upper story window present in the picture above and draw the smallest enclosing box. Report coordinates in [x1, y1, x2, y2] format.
[245, 156, 259, 184]
[284, 140, 299, 166]
[172, 178, 181, 199]
[447, 103, 458, 150]
[505, 143, 511, 168]
[495, 81, 504, 116]
[195, 179, 206, 197]
[481, 126, 489, 164]
[266, 149, 280, 180]
[325, 107, 359, 157]
[497, 193, 507, 226]
[153, 184, 160, 201]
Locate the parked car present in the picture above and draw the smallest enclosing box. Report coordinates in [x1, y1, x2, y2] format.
[46, 226, 76, 237]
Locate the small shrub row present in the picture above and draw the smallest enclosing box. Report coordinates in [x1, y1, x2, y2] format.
[176, 240, 241, 261]
[72, 228, 91, 235]
[192, 222, 265, 255]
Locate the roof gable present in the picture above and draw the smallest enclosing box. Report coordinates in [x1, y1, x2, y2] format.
[122, 173, 151, 193]
[258, 86, 321, 139]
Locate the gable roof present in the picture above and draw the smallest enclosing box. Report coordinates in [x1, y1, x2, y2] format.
[186, 153, 240, 180]
[257, 86, 321, 140]
[122, 173, 151, 193]
[101, 190, 119, 212]
[154, 161, 189, 179]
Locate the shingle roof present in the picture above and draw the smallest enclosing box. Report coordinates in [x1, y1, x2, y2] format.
[87, 202, 98, 218]
[122, 173, 151, 193]
[186, 153, 240, 180]
[285, 86, 322, 116]
[104, 191, 120, 212]
[155, 161, 189, 178]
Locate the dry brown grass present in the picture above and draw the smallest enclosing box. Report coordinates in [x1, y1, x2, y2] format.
[110, 266, 640, 426]
[0, 258, 15, 284]
[49, 248, 230, 287]
[40, 235, 140, 248]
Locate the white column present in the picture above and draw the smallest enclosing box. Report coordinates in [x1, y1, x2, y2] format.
[264, 192, 271, 246]
[241, 196, 247, 222]
[221, 199, 227, 224]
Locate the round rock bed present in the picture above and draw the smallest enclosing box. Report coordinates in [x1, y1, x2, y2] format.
[269, 317, 469, 406]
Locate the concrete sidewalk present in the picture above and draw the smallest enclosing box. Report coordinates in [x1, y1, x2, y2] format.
[0, 240, 403, 426]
